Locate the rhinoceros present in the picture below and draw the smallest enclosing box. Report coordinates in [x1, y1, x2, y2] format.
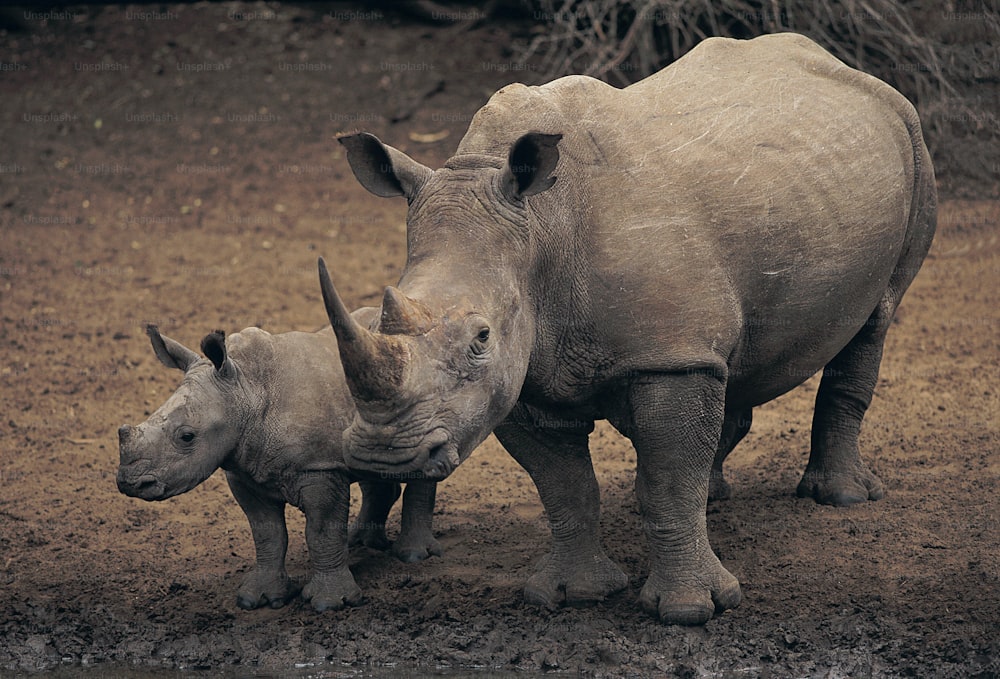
[116, 318, 441, 611]
[318, 33, 936, 624]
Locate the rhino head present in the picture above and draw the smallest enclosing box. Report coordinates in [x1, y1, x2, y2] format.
[321, 131, 562, 480]
[117, 325, 246, 500]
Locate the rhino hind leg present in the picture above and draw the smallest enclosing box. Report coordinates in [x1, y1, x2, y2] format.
[392, 481, 442, 563]
[798, 306, 892, 506]
[800, 142, 936, 506]
[494, 403, 628, 609]
[709, 408, 752, 501]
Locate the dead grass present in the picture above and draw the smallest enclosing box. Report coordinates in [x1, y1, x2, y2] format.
[514, 0, 999, 195]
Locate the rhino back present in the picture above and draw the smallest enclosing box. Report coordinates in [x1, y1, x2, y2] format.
[461, 33, 930, 404]
[227, 328, 353, 474]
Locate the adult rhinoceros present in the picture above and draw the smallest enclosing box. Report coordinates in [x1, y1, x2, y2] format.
[319, 32, 936, 625]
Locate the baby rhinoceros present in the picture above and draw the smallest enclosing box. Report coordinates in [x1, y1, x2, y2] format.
[116, 319, 441, 611]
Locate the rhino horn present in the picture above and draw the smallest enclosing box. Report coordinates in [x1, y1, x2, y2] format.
[318, 257, 408, 402]
[379, 286, 434, 335]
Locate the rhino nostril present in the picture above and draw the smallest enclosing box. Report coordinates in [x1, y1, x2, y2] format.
[118, 424, 132, 443]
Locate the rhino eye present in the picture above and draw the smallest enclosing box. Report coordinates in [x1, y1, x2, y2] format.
[175, 427, 197, 447]
[468, 327, 491, 359]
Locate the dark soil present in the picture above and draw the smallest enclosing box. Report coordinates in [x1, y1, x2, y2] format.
[1, 3, 997, 677]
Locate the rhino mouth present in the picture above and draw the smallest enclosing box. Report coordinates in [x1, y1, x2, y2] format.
[421, 440, 460, 480]
[117, 472, 168, 501]
[344, 427, 457, 480]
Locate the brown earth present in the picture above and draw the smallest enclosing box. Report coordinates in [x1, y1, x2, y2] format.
[1, 3, 998, 677]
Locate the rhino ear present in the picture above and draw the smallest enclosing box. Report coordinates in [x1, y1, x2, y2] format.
[146, 324, 200, 372]
[338, 132, 433, 200]
[200, 330, 235, 379]
[501, 132, 562, 202]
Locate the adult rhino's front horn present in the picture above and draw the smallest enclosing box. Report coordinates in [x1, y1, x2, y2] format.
[317, 257, 409, 403]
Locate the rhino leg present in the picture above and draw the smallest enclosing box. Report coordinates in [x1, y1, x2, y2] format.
[494, 403, 628, 608]
[800, 158, 935, 506]
[610, 372, 742, 625]
[351, 480, 401, 551]
[300, 473, 363, 611]
[709, 408, 752, 502]
[226, 472, 300, 610]
[798, 306, 890, 506]
[393, 481, 442, 563]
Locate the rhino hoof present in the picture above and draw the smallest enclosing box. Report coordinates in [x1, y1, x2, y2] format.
[235, 570, 299, 610]
[639, 572, 742, 626]
[236, 595, 258, 610]
[302, 571, 363, 612]
[310, 595, 359, 612]
[236, 592, 291, 610]
[652, 603, 715, 626]
[796, 467, 884, 506]
[391, 531, 443, 563]
[523, 551, 628, 609]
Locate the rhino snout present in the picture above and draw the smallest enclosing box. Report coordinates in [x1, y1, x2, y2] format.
[116, 470, 167, 500]
[116, 424, 166, 499]
[344, 427, 453, 480]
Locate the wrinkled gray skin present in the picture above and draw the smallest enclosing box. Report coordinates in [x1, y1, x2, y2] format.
[319, 34, 937, 625]
[116, 314, 441, 612]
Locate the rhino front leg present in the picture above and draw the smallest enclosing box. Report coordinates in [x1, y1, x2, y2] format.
[798, 306, 889, 505]
[300, 473, 363, 612]
[226, 472, 300, 610]
[494, 403, 628, 608]
[610, 372, 741, 625]
[351, 480, 401, 551]
[393, 481, 441, 563]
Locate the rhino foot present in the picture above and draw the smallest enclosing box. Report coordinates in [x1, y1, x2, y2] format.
[639, 557, 742, 626]
[391, 528, 442, 563]
[523, 551, 628, 609]
[302, 569, 363, 612]
[796, 464, 884, 506]
[236, 568, 300, 610]
[349, 525, 391, 552]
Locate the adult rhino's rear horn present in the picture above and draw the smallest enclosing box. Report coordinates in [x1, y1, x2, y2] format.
[318, 257, 409, 402]
[379, 286, 434, 335]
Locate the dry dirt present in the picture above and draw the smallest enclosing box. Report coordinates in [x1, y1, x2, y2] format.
[1, 3, 998, 677]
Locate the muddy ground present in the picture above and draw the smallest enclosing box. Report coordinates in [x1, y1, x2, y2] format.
[1, 3, 998, 677]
